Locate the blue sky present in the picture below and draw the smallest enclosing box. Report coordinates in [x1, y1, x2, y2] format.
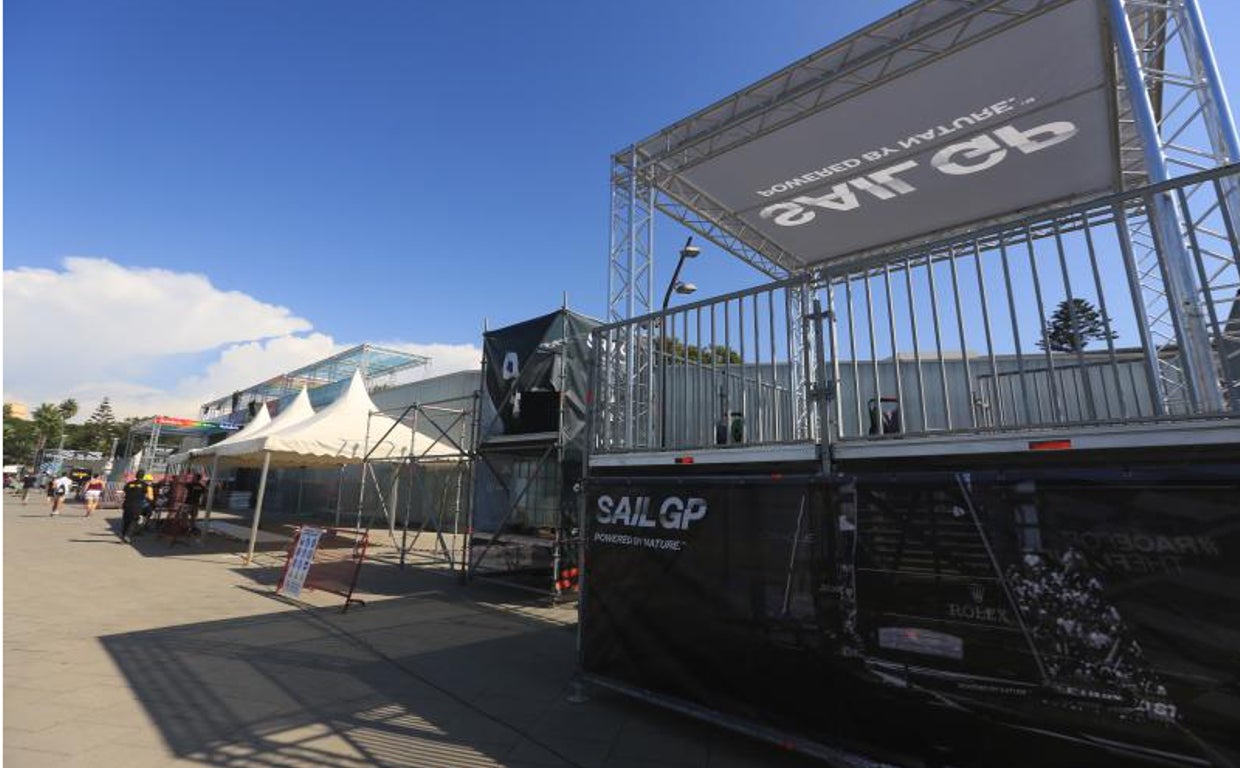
[5, 0, 1240, 418]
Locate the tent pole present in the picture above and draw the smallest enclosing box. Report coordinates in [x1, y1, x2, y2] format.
[202, 454, 220, 540]
[245, 452, 272, 565]
[388, 465, 399, 539]
[356, 416, 373, 532]
[334, 466, 345, 527]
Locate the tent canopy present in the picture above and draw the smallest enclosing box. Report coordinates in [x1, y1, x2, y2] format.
[168, 406, 272, 467]
[211, 371, 454, 469]
[210, 387, 315, 462]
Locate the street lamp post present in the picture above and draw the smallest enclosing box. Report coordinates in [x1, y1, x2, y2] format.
[660, 238, 700, 448]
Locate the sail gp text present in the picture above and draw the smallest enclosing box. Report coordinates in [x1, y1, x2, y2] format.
[592, 494, 707, 551]
[758, 119, 1079, 228]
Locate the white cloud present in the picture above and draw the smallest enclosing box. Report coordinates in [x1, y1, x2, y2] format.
[383, 342, 482, 378]
[3, 258, 481, 419]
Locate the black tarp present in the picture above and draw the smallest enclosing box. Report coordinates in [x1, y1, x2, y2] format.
[470, 309, 599, 585]
[480, 308, 597, 459]
[582, 465, 1240, 767]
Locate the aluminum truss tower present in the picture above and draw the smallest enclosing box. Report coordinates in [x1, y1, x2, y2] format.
[1113, 0, 1240, 412]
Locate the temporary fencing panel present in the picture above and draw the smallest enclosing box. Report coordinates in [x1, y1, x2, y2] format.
[582, 465, 1240, 767]
[277, 526, 368, 611]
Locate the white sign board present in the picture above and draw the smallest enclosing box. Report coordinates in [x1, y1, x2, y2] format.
[278, 526, 324, 599]
[677, 0, 1117, 268]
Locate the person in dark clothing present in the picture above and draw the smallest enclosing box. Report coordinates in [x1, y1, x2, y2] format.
[121, 472, 153, 542]
[183, 473, 207, 533]
[20, 473, 37, 504]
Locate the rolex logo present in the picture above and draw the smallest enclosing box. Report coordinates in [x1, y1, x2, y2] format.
[970, 583, 986, 604]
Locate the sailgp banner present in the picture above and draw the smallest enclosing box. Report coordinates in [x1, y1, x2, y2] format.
[582, 466, 1240, 766]
[678, 0, 1117, 267]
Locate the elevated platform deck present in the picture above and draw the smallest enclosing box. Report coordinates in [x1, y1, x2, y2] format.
[590, 417, 1239, 470]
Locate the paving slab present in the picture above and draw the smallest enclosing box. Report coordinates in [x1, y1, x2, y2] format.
[4, 499, 821, 767]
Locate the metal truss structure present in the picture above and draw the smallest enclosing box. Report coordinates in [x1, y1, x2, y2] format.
[1112, 0, 1240, 412]
[607, 0, 1239, 445]
[199, 343, 431, 425]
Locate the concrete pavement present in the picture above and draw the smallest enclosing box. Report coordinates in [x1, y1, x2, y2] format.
[4, 495, 820, 767]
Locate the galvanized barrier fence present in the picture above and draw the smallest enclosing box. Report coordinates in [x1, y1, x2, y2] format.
[592, 165, 1240, 453]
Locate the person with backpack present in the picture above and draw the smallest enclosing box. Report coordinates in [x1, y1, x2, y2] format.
[120, 472, 153, 542]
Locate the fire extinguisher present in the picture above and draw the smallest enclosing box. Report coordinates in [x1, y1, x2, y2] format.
[556, 564, 580, 593]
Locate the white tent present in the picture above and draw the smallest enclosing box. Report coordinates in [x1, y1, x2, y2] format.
[219, 372, 430, 466]
[210, 386, 316, 461]
[203, 403, 271, 452]
[209, 371, 454, 562]
[164, 406, 273, 469]
[196, 388, 316, 540]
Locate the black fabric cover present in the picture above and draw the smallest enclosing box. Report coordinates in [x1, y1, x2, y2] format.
[582, 466, 1240, 767]
[481, 308, 598, 461]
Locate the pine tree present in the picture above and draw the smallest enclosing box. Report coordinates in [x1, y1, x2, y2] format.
[83, 397, 119, 454]
[1038, 298, 1118, 352]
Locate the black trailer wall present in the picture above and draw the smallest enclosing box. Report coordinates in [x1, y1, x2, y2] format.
[582, 465, 1240, 767]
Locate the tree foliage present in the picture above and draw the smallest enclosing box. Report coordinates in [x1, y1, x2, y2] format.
[657, 336, 742, 364]
[80, 397, 122, 454]
[32, 403, 67, 445]
[3, 405, 39, 466]
[58, 398, 79, 422]
[1038, 298, 1118, 353]
[6, 398, 126, 467]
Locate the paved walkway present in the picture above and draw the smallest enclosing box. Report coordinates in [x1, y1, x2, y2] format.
[4, 495, 820, 768]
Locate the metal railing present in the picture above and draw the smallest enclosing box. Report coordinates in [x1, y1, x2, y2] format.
[591, 165, 1240, 454]
[593, 279, 812, 452]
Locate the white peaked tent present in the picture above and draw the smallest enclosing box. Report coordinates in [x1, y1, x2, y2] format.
[197, 388, 316, 539]
[215, 371, 454, 562]
[200, 403, 272, 454]
[210, 386, 316, 460]
[164, 406, 273, 469]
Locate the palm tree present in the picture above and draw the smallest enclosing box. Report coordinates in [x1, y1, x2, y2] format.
[31, 403, 66, 470]
[58, 398, 79, 422]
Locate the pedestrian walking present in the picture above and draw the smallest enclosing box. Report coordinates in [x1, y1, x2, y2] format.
[184, 473, 207, 523]
[20, 473, 37, 504]
[50, 473, 72, 516]
[83, 474, 106, 517]
[120, 472, 153, 542]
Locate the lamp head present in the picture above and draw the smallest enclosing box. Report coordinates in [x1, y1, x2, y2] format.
[674, 281, 697, 295]
[680, 244, 701, 260]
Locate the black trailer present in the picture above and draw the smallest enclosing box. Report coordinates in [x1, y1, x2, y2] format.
[584, 1, 1240, 762]
[582, 438, 1239, 767]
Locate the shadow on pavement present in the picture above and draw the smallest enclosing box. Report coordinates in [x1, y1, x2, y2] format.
[99, 570, 819, 768]
[74, 514, 296, 560]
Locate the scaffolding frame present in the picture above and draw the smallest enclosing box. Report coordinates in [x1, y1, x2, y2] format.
[354, 393, 477, 573]
[462, 309, 591, 600]
[122, 416, 238, 477]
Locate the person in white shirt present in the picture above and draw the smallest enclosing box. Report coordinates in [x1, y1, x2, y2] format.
[50, 473, 72, 516]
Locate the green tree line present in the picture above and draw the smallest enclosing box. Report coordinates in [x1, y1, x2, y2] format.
[656, 337, 742, 364]
[3, 397, 144, 468]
